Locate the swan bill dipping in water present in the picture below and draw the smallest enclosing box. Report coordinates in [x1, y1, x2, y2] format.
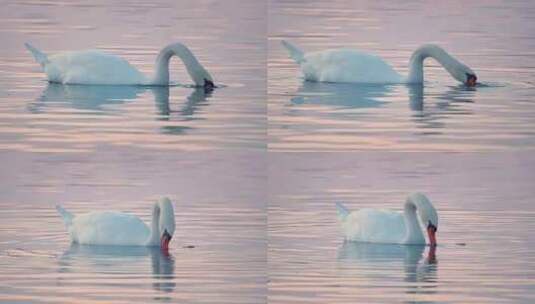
[336, 193, 438, 246]
[282, 41, 477, 87]
[25, 42, 215, 89]
[56, 197, 176, 251]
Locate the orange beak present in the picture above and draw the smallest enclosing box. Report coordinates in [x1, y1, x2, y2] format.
[160, 230, 172, 251]
[427, 225, 437, 247]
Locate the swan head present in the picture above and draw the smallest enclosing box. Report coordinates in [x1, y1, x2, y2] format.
[189, 67, 215, 90]
[157, 197, 176, 250]
[203, 77, 216, 91]
[465, 73, 477, 87]
[408, 193, 439, 246]
[450, 62, 477, 87]
[410, 44, 477, 87]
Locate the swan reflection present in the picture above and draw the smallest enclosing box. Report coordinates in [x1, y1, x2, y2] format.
[154, 86, 212, 120]
[410, 84, 475, 133]
[29, 83, 212, 120]
[291, 82, 391, 109]
[291, 81, 475, 112]
[290, 82, 475, 135]
[409, 84, 476, 111]
[59, 244, 175, 293]
[337, 242, 437, 296]
[30, 84, 144, 111]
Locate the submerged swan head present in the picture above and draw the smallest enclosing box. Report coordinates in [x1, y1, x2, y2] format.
[407, 193, 438, 246]
[153, 197, 176, 250]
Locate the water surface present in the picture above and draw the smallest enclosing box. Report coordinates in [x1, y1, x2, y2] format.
[0, 150, 266, 303]
[268, 152, 535, 303]
[0, 0, 266, 152]
[269, 0, 535, 151]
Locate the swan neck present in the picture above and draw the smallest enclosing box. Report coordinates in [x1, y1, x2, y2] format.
[152, 43, 212, 86]
[148, 203, 161, 246]
[403, 201, 425, 244]
[407, 44, 463, 84]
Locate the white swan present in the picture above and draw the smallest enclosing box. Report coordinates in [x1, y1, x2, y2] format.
[282, 41, 477, 86]
[56, 197, 176, 250]
[25, 42, 215, 88]
[336, 193, 438, 246]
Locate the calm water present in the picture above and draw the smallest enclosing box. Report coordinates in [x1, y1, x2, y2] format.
[0, 150, 266, 303]
[268, 152, 535, 303]
[2, 0, 535, 303]
[0, 0, 266, 302]
[0, 0, 266, 152]
[268, 0, 535, 151]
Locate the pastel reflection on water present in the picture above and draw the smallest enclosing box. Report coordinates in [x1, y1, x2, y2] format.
[59, 244, 176, 293]
[338, 242, 437, 296]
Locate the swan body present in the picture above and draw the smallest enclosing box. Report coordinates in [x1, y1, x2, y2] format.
[336, 193, 438, 246]
[25, 42, 214, 88]
[282, 41, 477, 86]
[56, 197, 176, 249]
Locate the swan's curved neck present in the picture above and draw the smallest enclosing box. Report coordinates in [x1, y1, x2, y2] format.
[147, 203, 161, 246]
[151, 43, 213, 87]
[407, 44, 464, 84]
[403, 201, 425, 244]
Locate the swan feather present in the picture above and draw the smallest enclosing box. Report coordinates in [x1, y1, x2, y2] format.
[25, 42, 213, 87]
[337, 193, 438, 245]
[283, 41, 476, 85]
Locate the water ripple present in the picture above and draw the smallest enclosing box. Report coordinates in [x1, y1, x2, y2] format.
[268, 0, 535, 152]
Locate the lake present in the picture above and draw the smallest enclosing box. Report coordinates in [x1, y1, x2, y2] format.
[0, 0, 266, 152]
[0, 150, 266, 303]
[268, 152, 535, 303]
[1, 0, 535, 303]
[268, 0, 535, 152]
[0, 0, 266, 303]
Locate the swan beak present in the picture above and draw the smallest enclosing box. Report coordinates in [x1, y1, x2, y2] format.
[160, 230, 172, 251]
[465, 74, 477, 87]
[427, 224, 437, 247]
[204, 79, 215, 90]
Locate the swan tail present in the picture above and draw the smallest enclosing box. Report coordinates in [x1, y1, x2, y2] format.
[336, 202, 351, 222]
[281, 40, 305, 64]
[24, 43, 49, 67]
[56, 205, 74, 227]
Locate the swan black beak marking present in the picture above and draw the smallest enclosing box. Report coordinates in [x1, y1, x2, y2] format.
[204, 79, 215, 90]
[161, 229, 172, 251]
[465, 74, 477, 87]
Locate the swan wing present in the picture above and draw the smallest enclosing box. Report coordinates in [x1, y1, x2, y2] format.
[70, 211, 150, 246]
[46, 50, 148, 85]
[340, 208, 406, 244]
[301, 49, 403, 84]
